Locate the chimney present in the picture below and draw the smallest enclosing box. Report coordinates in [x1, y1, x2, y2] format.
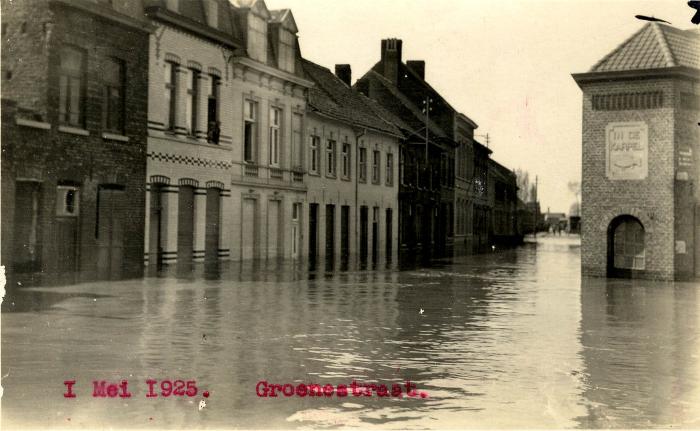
[380, 38, 402, 84]
[335, 64, 352, 86]
[406, 60, 425, 80]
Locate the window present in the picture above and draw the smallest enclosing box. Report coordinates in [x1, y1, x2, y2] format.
[291, 113, 303, 169]
[386, 153, 394, 186]
[205, 0, 218, 27]
[341, 141, 351, 179]
[248, 15, 267, 63]
[269, 107, 281, 166]
[102, 58, 124, 133]
[58, 46, 85, 126]
[164, 61, 177, 130]
[56, 186, 80, 216]
[244, 100, 257, 162]
[278, 29, 296, 73]
[207, 75, 220, 144]
[185, 68, 199, 135]
[309, 135, 320, 174]
[372, 150, 381, 184]
[359, 147, 367, 182]
[326, 139, 336, 176]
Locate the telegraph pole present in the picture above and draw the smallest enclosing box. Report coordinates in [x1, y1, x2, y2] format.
[422, 97, 433, 164]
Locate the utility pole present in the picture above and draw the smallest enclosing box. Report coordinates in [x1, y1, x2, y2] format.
[476, 133, 490, 148]
[422, 97, 433, 164]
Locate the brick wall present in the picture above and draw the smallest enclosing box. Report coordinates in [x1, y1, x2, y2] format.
[1, 2, 149, 286]
[580, 78, 676, 280]
[673, 79, 700, 278]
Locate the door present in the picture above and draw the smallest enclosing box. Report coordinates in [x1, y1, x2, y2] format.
[178, 186, 195, 263]
[241, 198, 256, 260]
[291, 203, 301, 259]
[385, 208, 393, 262]
[372, 207, 379, 263]
[309, 203, 318, 262]
[149, 185, 164, 272]
[341, 205, 350, 262]
[360, 206, 368, 264]
[268, 200, 280, 259]
[205, 188, 221, 262]
[608, 215, 645, 277]
[56, 186, 80, 283]
[13, 181, 42, 275]
[97, 187, 125, 281]
[325, 204, 335, 260]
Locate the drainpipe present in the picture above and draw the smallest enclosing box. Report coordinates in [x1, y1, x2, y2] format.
[355, 127, 367, 263]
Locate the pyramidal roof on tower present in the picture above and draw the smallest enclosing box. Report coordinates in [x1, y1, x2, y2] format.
[590, 22, 700, 73]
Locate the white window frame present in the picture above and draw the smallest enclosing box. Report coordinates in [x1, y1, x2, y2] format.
[244, 99, 257, 163]
[269, 106, 281, 166]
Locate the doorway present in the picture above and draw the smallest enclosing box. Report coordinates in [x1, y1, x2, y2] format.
[97, 186, 125, 280]
[608, 215, 645, 278]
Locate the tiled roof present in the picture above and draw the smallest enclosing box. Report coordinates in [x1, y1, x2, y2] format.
[591, 23, 700, 72]
[301, 60, 402, 137]
[355, 70, 448, 141]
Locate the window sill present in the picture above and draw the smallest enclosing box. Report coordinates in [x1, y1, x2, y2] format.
[341, 176, 352, 182]
[58, 125, 90, 136]
[16, 117, 51, 130]
[102, 132, 129, 142]
[325, 173, 337, 179]
[308, 171, 321, 177]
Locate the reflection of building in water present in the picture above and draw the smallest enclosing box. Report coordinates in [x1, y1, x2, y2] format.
[573, 23, 700, 280]
[135, 269, 401, 427]
[578, 277, 700, 428]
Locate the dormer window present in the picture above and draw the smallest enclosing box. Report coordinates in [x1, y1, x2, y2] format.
[248, 14, 267, 63]
[205, 0, 218, 28]
[278, 29, 295, 73]
[165, 0, 178, 12]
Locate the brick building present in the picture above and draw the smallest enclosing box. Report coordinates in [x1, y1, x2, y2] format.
[1, 0, 150, 287]
[355, 39, 457, 259]
[573, 23, 700, 280]
[301, 60, 401, 270]
[356, 38, 521, 258]
[488, 159, 520, 246]
[142, 0, 240, 270]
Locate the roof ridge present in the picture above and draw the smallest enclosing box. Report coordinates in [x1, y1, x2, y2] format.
[590, 23, 650, 72]
[651, 22, 677, 67]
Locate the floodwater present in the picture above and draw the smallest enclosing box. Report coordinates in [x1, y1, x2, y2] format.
[2, 235, 700, 429]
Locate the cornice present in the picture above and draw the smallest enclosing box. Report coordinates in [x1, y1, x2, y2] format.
[233, 56, 314, 89]
[572, 66, 700, 86]
[145, 6, 242, 51]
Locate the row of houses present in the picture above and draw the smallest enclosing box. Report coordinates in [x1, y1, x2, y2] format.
[1, 0, 522, 287]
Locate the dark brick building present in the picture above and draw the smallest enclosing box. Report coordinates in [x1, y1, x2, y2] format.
[573, 23, 700, 280]
[1, 0, 151, 287]
[355, 39, 458, 258]
[355, 38, 520, 258]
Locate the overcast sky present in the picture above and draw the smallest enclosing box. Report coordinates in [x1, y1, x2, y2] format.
[266, 0, 694, 213]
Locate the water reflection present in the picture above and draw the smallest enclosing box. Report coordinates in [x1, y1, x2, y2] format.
[2, 237, 700, 429]
[577, 277, 700, 428]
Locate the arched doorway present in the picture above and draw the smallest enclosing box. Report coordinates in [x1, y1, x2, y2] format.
[608, 215, 645, 278]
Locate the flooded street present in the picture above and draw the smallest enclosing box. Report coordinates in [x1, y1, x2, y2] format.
[3, 235, 700, 429]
